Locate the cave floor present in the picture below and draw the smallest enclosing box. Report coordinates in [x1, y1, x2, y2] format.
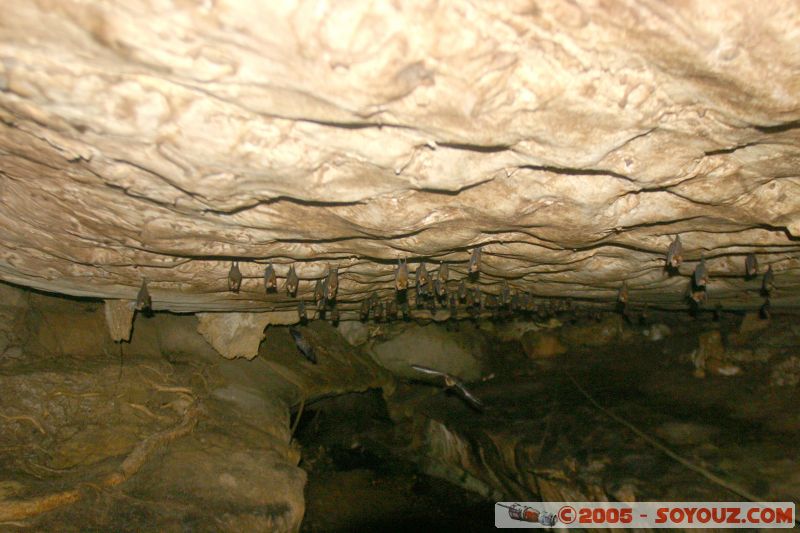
[293, 391, 494, 533]
[300, 453, 493, 533]
[298, 312, 800, 531]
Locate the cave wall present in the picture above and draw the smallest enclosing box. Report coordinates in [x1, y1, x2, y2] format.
[0, 282, 394, 531]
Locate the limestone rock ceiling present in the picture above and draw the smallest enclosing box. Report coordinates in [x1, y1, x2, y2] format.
[0, 0, 799, 315]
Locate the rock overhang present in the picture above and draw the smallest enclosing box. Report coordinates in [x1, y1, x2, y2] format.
[0, 0, 798, 316]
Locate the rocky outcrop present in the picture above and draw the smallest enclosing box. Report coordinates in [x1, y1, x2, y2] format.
[369, 324, 487, 381]
[103, 299, 135, 342]
[0, 285, 393, 531]
[521, 331, 567, 359]
[0, 283, 28, 360]
[0, 1, 798, 316]
[196, 312, 274, 360]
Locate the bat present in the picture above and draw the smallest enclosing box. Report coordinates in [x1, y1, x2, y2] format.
[414, 280, 424, 304]
[519, 293, 529, 312]
[472, 286, 482, 309]
[618, 282, 629, 303]
[264, 264, 277, 292]
[449, 293, 458, 316]
[693, 258, 708, 287]
[314, 280, 326, 310]
[745, 253, 758, 278]
[510, 293, 520, 311]
[410, 364, 484, 410]
[360, 299, 371, 322]
[395, 258, 409, 291]
[135, 278, 151, 311]
[458, 279, 467, 301]
[289, 327, 316, 364]
[416, 262, 430, 291]
[326, 265, 338, 300]
[297, 300, 307, 323]
[434, 278, 445, 299]
[666, 236, 683, 268]
[228, 261, 242, 293]
[468, 247, 482, 274]
[762, 265, 774, 294]
[285, 265, 299, 296]
[439, 262, 449, 284]
[500, 281, 510, 306]
[690, 287, 707, 304]
[760, 298, 771, 319]
[330, 305, 340, 325]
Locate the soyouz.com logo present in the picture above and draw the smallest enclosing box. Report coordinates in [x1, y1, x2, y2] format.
[494, 502, 795, 528]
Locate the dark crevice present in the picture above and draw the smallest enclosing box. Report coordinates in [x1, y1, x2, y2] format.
[615, 215, 708, 231]
[704, 141, 761, 156]
[753, 119, 800, 134]
[518, 164, 637, 183]
[415, 177, 496, 195]
[108, 158, 204, 202]
[437, 142, 512, 153]
[202, 196, 365, 215]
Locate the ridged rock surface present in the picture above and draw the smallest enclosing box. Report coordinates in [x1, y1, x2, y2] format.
[1, 1, 799, 316]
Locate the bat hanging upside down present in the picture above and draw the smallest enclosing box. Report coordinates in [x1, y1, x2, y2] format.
[136, 278, 151, 312]
[228, 261, 242, 293]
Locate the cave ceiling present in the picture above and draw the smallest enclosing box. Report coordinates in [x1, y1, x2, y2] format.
[0, 1, 799, 315]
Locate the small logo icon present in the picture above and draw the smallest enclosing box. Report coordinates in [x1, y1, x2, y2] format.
[497, 503, 558, 527]
[558, 505, 576, 524]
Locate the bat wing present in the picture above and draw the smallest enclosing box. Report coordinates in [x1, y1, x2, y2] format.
[453, 381, 484, 410]
[410, 365, 446, 378]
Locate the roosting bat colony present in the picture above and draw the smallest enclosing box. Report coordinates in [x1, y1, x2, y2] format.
[132, 239, 778, 323]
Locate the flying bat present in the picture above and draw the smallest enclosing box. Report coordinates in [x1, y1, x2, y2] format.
[411, 364, 484, 411]
[289, 327, 316, 364]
